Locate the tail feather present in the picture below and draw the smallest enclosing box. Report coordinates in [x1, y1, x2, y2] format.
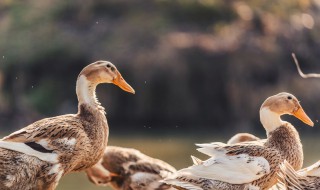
[278, 160, 303, 190]
[190, 155, 203, 165]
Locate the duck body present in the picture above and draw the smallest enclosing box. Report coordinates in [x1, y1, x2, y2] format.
[86, 146, 177, 190]
[0, 61, 135, 189]
[0, 105, 108, 190]
[278, 160, 320, 190]
[170, 124, 301, 190]
[164, 92, 313, 190]
[2, 104, 108, 172]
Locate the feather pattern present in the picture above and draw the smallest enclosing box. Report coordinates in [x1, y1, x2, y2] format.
[278, 160, 320, 190]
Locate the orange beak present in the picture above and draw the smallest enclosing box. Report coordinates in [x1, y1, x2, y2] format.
[292, 107, 314, 127]
[113, 71, 135, 94]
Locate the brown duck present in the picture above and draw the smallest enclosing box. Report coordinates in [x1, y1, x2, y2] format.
[86, 146, 177, 190]
[164, 92, 313, 190]
[0, 61, 135, 190]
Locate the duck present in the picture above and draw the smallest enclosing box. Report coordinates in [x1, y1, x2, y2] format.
[163, 92, 314, 190]
[278, 160, 320, 189]
[227, 133, 260, 145]
[0, 61, 135, 190]
[85, 146, 177, 190]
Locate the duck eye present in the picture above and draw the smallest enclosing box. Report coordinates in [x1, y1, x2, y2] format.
[106, 64, 111, 68]
[287, 96, 292, 100]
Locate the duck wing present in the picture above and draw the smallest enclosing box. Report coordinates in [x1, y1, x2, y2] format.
[175, 142, 271, 184]
[0, 115, 84, 163]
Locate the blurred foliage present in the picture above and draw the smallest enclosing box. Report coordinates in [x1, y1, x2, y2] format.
[0, 0, 320, 137]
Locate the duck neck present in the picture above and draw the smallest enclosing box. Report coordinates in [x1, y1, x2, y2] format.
[260, 107, 285, 135]
[76, 75, 100, 108]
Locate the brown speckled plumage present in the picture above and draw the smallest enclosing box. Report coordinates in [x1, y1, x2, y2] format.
[0, 149, 56, 190]
[86, 146, 177, 190]
[251, 123, 303, 189]
[0, 61, 135, 190]
[2, 105, 108, 173]
[164, 92, 313, 190]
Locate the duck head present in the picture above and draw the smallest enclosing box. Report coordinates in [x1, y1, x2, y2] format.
[260, 92, 313, 132]
[79, 61, 135, 94]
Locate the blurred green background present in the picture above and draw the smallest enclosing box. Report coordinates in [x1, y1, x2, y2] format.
[1, 0, 320, 189]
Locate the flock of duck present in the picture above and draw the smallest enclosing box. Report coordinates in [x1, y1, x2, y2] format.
[0, 61, 319, 190]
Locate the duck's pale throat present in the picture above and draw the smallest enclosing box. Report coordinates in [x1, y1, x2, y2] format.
[260, 107, 285, 133]
[76, 75, 98, 106]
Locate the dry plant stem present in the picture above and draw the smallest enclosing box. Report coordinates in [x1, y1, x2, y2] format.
[292, 53, 320, 78]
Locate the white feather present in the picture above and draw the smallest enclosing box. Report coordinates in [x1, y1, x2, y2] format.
[297, 160, 320, 177]
[196, 142, 227, 157]
[278, 160, 303, 190]
[176, 153, 270, 184]
[191, 155, 203, 165]
[0, 141, 58, 163]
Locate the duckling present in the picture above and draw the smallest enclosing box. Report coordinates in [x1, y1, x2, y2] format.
[0, 61, 135, 190]
[227, 133, 260, 145]
[86, 146, 176, 190]
[278, 160, 320, 189]
[163, 92, 313, 190]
